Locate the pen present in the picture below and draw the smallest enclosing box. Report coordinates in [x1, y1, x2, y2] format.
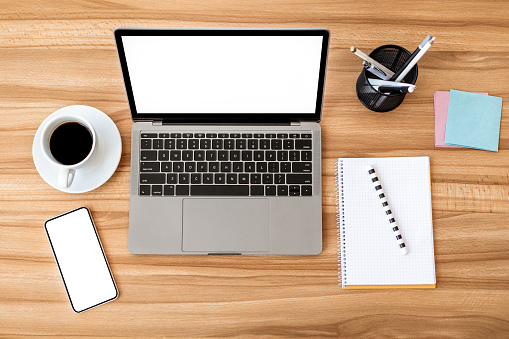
[390, 36, 436, 82]
[367, 166, 408, 255]
[368, 78, 416, 89]
[363, 61, 393, 80]
[351, 46, 395, 79]
[377, 86, 414, 94]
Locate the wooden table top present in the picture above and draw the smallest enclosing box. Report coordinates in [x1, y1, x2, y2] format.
[1, 0, 508, 337]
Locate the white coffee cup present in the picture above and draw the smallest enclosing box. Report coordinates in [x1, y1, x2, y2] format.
[40, 114, 97, 188]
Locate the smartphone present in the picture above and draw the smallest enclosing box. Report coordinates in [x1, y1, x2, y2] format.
[45, 207, 118, 313]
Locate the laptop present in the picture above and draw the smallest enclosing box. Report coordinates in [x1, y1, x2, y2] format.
[114, 28, 329, 255]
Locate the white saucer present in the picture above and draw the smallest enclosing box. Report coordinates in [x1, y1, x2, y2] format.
[33, 105, 122, 193]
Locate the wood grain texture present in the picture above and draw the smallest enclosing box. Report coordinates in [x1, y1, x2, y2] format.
[1, 0, 508, 337]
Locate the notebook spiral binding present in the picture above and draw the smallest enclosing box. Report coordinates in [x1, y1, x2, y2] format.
[336, 160, 346, 287]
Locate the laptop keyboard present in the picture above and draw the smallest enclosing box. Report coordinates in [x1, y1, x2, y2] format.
[138, 132, 313, 197]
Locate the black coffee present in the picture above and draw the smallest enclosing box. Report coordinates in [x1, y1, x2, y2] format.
[49, 122, 93, 165]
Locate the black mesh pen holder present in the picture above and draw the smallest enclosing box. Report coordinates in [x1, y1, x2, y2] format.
[356, 44, 418, 112]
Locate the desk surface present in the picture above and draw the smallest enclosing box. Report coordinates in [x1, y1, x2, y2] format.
[1, 0, 509, 337]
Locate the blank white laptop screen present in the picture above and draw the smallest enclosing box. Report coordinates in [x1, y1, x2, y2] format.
[121, 35, 324, 114]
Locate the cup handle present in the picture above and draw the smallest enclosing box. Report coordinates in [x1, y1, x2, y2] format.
[58, 168, 75, 188]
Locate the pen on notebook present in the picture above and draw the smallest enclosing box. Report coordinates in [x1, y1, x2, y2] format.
[390, 35, 436, 82]
[362, 61, 393, 80]
[351, 46, 395, 79]
[367, 166, 409, 255]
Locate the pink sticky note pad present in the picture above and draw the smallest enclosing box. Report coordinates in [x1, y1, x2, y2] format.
[434, 91, 488, 147]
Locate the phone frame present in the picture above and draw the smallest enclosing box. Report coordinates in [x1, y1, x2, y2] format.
[44, 207, 118, 313]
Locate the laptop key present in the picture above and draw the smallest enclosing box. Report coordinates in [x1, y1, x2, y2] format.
[245, 162, 255, 172]
[179, 173, 190, 184]
[230, 151, 241, 161]
[153, 139, 163, 149]
[236, 139, 246, 149]
[218, 133, 228, 138]
[239, 173, 249, 184]
[250, 173, 261, 184]
[275, 173, 285, 184]
[301, 134, 312, 138]
[278, 185, 289, 196]
[194, 150, 205, 161]
[159, 133, 169, 138]
[203, 173, 214, 184]
[227, 173, 237, 184]
[265, 133, 276, 138]
[224, 139, 234, 149]
[289, 151, 300, 161]
[266, 151, 276, 161]
[182, 151, 193, 161]
[139, 185, 150, 195]
[191, 185, 249, 196]
[164, 139, 175, 149]
[212, 139, 223, 149]
[141, 133, 157, 138]
[191, 173, 202, 184]
[293, 162, 312, 173]
[221, 162, 232, 172]
[281, 162, 292, 172]
[163, 185, 175, 196]
[289, 133, 299, 138]
[277, 151, 288, 161]
[185, 162, 196, 172]
[250, 185, 264, 196]
[277, 133, 288, 138]
[200, 139, 211, 149]
[265, 185, 276, 196]
[271, 140, 282, 150]
[286, 174, 312, 184]
[289, 185, 300, 196]
[302, 151, 312, 161]
[183, 133, 193, 138]
[256, 162, 267, 172]
[301, 185, 312, 196]
[218, 150, 228, 161]
[230, 133, 241, 138]
[268, 162, 279, 173]
[197, 162, 208, 172]
[171, 133, 181, 138]
[206, 133, 217, 138]
[263, 174, 273, 184]
[242, 151, 252, 161]
[254, 151, 264, 161]
[233, 162, 243, 172]
[161, 162, 172, 172]
[295, 140, 312, 149]
[188, 139, 199, 149]
[141, 139, 152, 149]
[158, 150, 169, 161]
[283, 139, 294, 149]
[206, 150, 217, 161]
[214, 173, 225, 184]
[177, 139, 187, 149]
[260, 139, 270, 149]
[170, 150, 181, 161]
[152, 185, 163, 195]
[209, 162, 219, 172]
[254, 133, 264, 138]
[173, 162, 184, 172]
[140, 173, 165, 184]
[140, 162, 160, 172]
[242, 133, 252, 138]
[176, 185, 189, 196]
[248, 139, 258, 149]
[141, 150, 157, 161]
[167, 173, 178, 184]
[194, 133, 205, 138]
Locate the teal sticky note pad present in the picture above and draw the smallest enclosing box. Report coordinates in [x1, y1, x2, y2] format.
[444, 90, 503, 152]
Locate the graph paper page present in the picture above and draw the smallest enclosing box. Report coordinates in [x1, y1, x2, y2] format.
[340, 157, 436, 286]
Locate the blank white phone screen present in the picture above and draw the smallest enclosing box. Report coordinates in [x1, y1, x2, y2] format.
[121, 35, 324, 114]
[45, 208, 117, 313]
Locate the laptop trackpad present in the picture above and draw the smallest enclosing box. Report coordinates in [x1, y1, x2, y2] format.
[182, 198, 269, 253]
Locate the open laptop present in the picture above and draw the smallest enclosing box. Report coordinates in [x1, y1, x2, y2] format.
[114, 28, 329, 255]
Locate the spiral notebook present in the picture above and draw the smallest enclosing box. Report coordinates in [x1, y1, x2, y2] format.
[336, 157, 436, 289]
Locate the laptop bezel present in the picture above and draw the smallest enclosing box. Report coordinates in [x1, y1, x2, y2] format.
[114, 28, 329, 123]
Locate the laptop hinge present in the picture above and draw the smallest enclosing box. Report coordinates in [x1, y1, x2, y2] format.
[291, 121, 301, 126]
[152, 121, 163, 126]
